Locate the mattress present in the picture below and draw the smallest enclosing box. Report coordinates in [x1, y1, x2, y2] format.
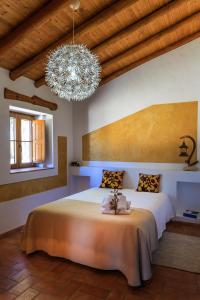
[67, 188, 175, 239]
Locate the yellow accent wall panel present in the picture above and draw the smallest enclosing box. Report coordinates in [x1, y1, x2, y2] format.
[82, 102, 198, 163]
[0, 136, 67, 203]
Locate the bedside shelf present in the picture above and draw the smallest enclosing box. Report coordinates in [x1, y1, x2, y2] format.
[173, 215, 200, 224]
[70, 166, 91, 176]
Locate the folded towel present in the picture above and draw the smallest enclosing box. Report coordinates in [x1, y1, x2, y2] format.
[117, 195, 128, 210]
[101, 194, 131, 214]
[102, 195, 113, 210]
[101, 208, 132, 215]
[127, 201, 131, 210]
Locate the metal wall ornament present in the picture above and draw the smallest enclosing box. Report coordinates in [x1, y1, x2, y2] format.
[45, 0, 101, 101]
[179, 135, 199, 171]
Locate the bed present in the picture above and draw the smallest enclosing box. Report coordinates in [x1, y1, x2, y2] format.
[21, 188, 174, 286]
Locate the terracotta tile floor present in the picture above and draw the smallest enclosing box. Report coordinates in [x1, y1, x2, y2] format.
[0, 222, 199, 300]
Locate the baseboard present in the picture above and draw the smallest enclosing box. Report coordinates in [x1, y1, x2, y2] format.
[0, 225, 24, 239]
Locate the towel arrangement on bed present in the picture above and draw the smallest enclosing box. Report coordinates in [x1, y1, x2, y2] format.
[101, 193, 131, 214]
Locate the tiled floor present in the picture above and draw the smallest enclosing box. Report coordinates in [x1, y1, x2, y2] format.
[0, 222, 199, 300]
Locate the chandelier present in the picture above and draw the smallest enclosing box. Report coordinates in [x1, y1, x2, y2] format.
[45, 0, 101, 101]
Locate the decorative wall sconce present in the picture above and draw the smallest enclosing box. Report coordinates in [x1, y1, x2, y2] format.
[179, 135, 198, 171]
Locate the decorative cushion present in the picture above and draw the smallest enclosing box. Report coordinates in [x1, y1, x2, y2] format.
[100, 170, 125, 189]
[137, 173, 161, 193]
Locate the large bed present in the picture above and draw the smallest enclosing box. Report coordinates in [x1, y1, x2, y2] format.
[21, 188, 174, 286]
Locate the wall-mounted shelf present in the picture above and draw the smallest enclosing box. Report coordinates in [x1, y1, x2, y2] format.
[70, 166, 200, 182]
[173, 215, 200, 224]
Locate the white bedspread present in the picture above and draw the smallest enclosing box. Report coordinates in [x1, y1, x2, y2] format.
[66, 188, 175, 239]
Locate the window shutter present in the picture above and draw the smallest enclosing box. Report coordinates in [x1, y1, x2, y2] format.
[32, 120, 45, 163]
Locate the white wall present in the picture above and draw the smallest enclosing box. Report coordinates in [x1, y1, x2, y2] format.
[73, 38, 200, 163]
[1, 38, 200, 233]
[0, 187, 68, 234]
[72, 39, 200, 214]
[0, 68, 74, 234]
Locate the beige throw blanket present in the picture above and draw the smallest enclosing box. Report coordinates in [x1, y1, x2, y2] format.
[21, 200, 158, 286]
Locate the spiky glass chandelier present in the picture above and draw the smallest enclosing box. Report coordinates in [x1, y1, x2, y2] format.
[45, 0, 101, 101]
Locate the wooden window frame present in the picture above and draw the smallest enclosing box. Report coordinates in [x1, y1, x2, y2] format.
[10, 111, 35, 169]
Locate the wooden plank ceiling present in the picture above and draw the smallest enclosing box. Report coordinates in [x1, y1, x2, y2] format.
[0, 0, 200, 89]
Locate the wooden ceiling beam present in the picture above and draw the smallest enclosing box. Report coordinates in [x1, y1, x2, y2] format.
[94, 0, 200, 63]
[9, 0, 139, 81]
[0, 0, 71, 58]
[35, 3, 200, 88]
[34, 0, 182, 88]
[101, 30, 200, 86]
[101, 11, 200, 78]
[35, 77, 46, 88]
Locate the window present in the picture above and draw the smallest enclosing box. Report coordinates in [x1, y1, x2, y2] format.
[10, 112, 45, 169]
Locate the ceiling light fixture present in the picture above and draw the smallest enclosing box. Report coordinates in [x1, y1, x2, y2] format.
[45, 0, 101, 101]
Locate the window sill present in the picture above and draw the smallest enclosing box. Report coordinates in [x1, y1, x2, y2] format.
[10, 166, 54, 174]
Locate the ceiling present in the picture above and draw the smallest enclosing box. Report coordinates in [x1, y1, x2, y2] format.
[0, 0, 200, 89]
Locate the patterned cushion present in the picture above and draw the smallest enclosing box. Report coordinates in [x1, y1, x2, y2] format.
[100, 170, 125, 189]
[137, 173, 161, 193]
